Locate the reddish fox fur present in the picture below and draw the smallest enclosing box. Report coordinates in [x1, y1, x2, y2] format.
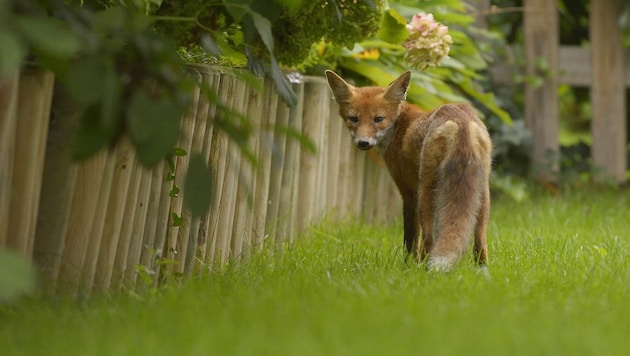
[325, 70, 492, 271]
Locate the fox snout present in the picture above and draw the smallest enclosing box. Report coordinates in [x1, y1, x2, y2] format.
[355, 137, 376, 150]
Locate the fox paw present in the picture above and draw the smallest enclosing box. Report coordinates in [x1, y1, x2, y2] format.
[477, 266, 492, 280]
[427, 257, 453, 272]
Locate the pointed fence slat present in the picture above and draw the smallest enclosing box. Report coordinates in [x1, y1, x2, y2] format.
[177, 69, 209, 275]
[265, 82, 289, 243]
[213, 74, 244, 264]
[249, 79, 275, 251]
[32, 86, 79, 293]
[297, 79, 330, 231]
[325, 96, 342, 215]
[166, 70, 202, 275]
[0, 73, 19, 249]
[333, 97, 352, 219]
[77, 148, 116, 296]
[7, 69, 54, 258]
[196, 70, 220, 271]
[206, 75, 231, 265]
[123, 166, 153, 287]
[314, 80, 330, 221]
[92, 140, 135, 293]
[184, 70, 213, 274]
[142, 161, 170, 288]
[111, 161, 144, 290]
[278, 82, 305, 244]
[225, 75, 248, 262]
[226, 74, 265, 262]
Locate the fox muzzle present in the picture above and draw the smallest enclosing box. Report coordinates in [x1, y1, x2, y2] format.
[355, 138, 376, 150]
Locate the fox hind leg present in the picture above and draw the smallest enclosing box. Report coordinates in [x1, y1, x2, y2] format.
[473, 183, 490, 266]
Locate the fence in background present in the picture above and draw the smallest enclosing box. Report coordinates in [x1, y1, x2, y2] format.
[476, 0, 628, 182]
[0, 66, 401, 297]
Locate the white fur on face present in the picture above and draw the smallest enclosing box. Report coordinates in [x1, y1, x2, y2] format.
[354, 136, 377, 147]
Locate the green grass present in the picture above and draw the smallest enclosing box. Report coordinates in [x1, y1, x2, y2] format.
[1, 187, 630, 355]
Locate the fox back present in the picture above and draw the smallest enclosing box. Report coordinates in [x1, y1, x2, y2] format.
[325, 70, 492, 272]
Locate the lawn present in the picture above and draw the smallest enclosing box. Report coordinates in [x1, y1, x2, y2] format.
[1, 186, 629, 355]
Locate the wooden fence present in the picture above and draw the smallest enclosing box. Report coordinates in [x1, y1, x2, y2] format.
[0, 66, 400, 297]
[478, 0, 628, 182]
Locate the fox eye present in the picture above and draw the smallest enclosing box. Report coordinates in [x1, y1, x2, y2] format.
[374, 116, 384, 123]
[348, 116, 359, 123]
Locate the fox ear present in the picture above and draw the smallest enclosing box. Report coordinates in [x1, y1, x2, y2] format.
[384, 71, 411, 102]
[325, 70, 354, 103]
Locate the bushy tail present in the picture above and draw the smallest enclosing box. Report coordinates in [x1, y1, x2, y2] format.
[428, 124, 487, 272]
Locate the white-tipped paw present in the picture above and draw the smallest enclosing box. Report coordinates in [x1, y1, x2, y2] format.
[427, 257, 453, 273]
[477, 266, 492, 280]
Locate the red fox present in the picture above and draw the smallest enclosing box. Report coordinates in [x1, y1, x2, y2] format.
[325, 70, 492, 272]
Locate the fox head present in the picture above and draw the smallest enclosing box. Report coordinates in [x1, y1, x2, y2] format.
[325, 70, 411, 151]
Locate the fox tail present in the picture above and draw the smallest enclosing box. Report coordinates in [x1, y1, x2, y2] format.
[427, 121, 489, 272]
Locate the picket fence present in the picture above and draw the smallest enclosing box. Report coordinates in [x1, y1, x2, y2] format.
[0, 66, 401, 297]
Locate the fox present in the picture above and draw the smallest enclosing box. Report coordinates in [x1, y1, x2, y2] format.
[325, 70, 492, 272]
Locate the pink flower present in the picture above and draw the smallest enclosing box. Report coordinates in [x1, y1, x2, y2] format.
[403, 12, 452, 70]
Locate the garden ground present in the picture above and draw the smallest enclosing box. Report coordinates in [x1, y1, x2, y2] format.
[1, 186, 629, 355]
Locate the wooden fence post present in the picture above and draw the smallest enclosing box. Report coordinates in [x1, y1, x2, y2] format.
[280, 82, 305, 244]
[9, 65, 414, 295]
[3, 69, 54, 258]
[0, 73, 19, 249]
[32, 84, 80, 293]
[248, 78, 275, 252]
[524, 0, 559, 180]
[590, 0, 627, 183]
[298, 79, 329, 232]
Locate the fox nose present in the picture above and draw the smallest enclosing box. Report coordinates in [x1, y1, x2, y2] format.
[356, 140, 373, 150]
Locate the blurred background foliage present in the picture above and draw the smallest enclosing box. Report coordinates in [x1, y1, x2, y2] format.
[0, 0, 521, 203]
[3, 0, 629, 208]
[2, 1, 629, 198]
[488, 0, 630, 185]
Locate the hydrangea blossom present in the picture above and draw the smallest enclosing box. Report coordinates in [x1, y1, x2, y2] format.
[403, 13, 452, 70]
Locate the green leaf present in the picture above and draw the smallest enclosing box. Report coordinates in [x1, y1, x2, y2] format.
[72, 105, 118, 161]
[249, 10, 274, 53]
[338, 58, 402, 87]
[171, 212, 184, 227]
[65, 57, 107, 106]
[434, 11, 474, 27]
[457, 78, 512, 124]
[184, 153, 213, 218]
[173, 147, 188, 156]
[200, 34, 222, 56]
[359, 39, 406, 52]
[100, 61, 122, 134]
[273, 124, 317, 154]
[70, 59, 123, 161]
[233, 69, 264, 92]
[269, 55, 297, 106]
[407, 84, 444, 110]
[14, 16, 81, 59]
[169, 185, 180, 198]
[127, 90, 183, 165]
[0, 250, 36, 303]
[271, 0, 302, 10]
[377, 8, 409, 44]
[0, 31, 26, 77]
